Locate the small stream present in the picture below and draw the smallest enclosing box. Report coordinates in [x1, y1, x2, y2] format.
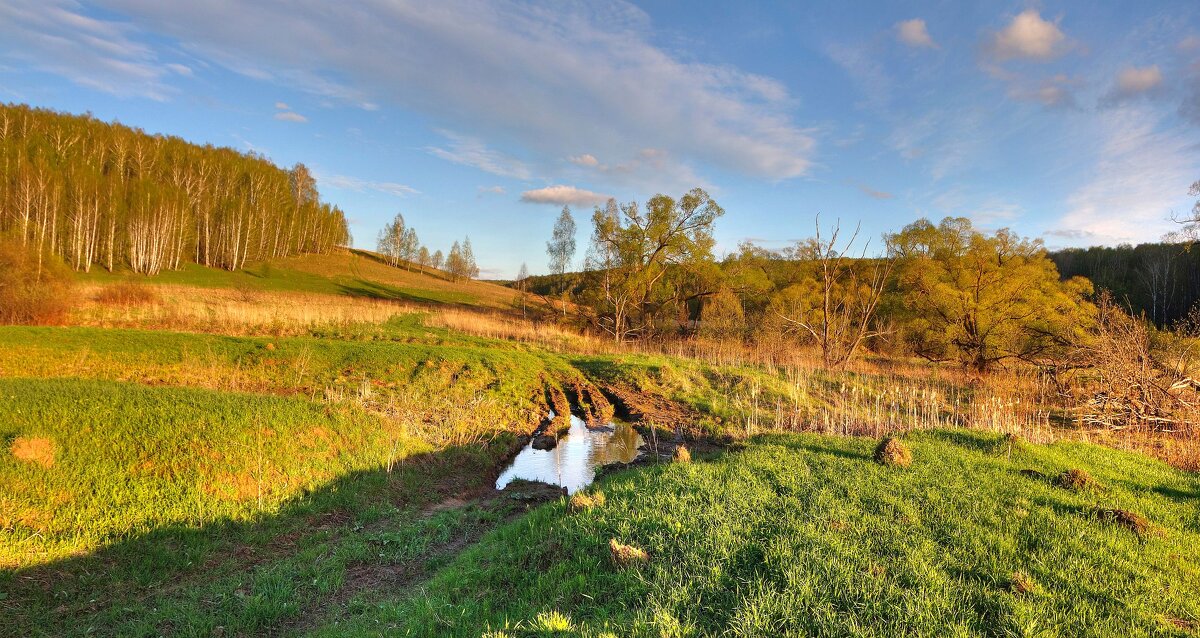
[495, 415, 645, 494]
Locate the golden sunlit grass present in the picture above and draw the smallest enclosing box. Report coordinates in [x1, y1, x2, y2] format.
[9, 437, 55, 468]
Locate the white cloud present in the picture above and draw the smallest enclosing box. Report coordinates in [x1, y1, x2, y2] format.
[426, 130, 532, 180]
[166, 63, 192, 76]
[896, 19, 936, 49]
[273, 111, 307, 122]
[986, 10, 1068, 61]
[520, 185, 610, 206]
[568, 154, 599, 167]
[274, 101, 289, 110]
[1058, 106, 1196, 244]
[317, 172, 419, 197]
[478, 185, 506, 195]
[90, 0, 816, 181]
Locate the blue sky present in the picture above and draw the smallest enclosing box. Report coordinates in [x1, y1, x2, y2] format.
[2, 1, 1198, 277]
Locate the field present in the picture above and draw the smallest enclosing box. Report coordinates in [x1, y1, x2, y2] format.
[3, 253, 1199, 637]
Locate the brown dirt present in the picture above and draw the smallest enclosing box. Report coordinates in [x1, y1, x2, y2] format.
[1094, 507, 1159, 537]
[10, 437, 55, 468]
[601, 382, 699, 434]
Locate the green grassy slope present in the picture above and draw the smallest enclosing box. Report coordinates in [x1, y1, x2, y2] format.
[77, 249, 520, 309]
[317, 430, 1200, 637]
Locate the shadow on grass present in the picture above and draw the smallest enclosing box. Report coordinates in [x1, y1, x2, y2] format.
[0, 436, 528, 638]
[925, 430, 1004, 455]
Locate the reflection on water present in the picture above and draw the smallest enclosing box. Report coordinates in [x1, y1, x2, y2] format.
[496, 415, 644, 494]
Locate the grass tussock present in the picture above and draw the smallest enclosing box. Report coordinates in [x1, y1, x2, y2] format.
[1009, 571, 1037, 595]
[9, 436, 55, 468]
[1056, 468, 1102, 491]
[568, 490, 606, 513]
[609, 538, 649, 568]
[873, 437, 912, 468]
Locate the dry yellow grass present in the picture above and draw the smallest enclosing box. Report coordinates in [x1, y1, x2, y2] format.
[75, 283, 420, 336]
[10, 437, 55, 468]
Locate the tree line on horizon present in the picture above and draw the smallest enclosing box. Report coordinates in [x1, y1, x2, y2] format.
[376, 211, 479, 281]
[523, 189, 1200, 374]
[0, 103, 350, 276]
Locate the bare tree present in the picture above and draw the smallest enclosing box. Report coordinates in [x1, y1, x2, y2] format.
[773, 217, 894, 368]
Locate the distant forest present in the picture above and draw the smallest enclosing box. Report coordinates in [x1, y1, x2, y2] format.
[0, 103, 349, 275]
[1049, 243, 1200, 326]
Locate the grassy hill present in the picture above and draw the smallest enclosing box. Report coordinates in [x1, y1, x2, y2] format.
[78, 248, 521, 309]
[319, 430, 1200, 637]
[3, 251, 1199, 636]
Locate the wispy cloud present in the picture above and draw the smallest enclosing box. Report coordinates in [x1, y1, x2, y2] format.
[93, 0, 817, 181]
[426, 130, 532, 180]
[0, 0, 175, 99]
[317, 172, 419, 197]
[1058, 106, 1195, 244]
[520, 185, 610, 207]
[477, 185, 506, 196]
[853, 182, 894, 200]
[273, 111, 307, 123]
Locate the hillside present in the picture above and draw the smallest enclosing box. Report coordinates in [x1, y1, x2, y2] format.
[78, 249, 522, 310]
[3, 246, 1199, 637]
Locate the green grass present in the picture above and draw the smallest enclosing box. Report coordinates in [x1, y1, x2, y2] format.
[316, 430, 1200, 637]
[77, 251, 503, 307]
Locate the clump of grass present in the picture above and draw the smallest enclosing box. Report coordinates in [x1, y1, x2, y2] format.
[530, 610, 573, 632]
[609, 538, 649, 568]
[94, 281, 157, 306]
[1057, 468, 1102, 491]
[1094, 507, 1158, 537]
[673, 445, 691, 463]
[1009, 571, 1037, 595]
[9, 436, 55, 468]
[873, 437, 912, 468]
[568, 490, 605, 513]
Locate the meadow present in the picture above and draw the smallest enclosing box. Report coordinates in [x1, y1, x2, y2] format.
[3, 254, 1199, 636]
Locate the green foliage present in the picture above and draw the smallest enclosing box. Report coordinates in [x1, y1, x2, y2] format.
[581, 188, 724, 341]
[888, 217, 1095, 371]
[0, 103, 349, 275]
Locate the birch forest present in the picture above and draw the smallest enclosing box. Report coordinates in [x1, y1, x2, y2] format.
[0, 103, 350, 275]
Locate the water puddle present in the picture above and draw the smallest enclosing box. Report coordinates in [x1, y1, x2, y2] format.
[496, 415, 644, 494]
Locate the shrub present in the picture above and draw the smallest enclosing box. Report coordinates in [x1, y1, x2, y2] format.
[873, 437, 912, 468]
[673, 445, 691, 464]
[567, 490, 605, 513]
[609, 538, 649, 568]
[94, 281, 157, 306]
[0, 239, 75, 325]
